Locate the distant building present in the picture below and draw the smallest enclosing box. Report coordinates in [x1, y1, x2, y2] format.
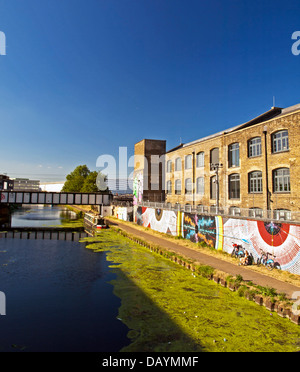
[133, 139, 166, 203]
[0, 175, 14, 191]
[12, 178, 40, 191]
[39, 182, 64, 192]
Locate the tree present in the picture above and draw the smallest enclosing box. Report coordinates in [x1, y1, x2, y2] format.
[61, 165, 107, 192]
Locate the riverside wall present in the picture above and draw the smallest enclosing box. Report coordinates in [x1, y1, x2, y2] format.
[132, 205, 300, 276]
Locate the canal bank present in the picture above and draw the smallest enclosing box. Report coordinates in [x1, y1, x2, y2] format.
[84, 230, 300, 351]
[105, 217, 300, 324]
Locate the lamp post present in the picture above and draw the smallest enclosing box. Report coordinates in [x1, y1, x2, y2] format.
[210, 163, 223, 214]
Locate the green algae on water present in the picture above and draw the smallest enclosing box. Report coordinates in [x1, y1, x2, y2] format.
[82, 230, 300, 352]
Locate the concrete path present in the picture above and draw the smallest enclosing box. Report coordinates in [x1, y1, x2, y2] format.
[106, 218, 300, 299]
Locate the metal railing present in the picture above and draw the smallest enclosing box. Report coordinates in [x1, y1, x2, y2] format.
[137, 201, 300, 224]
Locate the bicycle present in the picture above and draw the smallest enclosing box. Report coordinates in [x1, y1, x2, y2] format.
[231, 243, 245, 259]
[256, 249, 281, 270]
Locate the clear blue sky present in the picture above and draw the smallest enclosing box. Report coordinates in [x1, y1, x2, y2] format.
[0, 0, 299, 181]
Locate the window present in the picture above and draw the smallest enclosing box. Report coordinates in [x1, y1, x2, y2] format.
[228, 143, 240, 167]
[185, 155, 192, 170]
[229, 206, 241, 216]
[175, 179, 181, 195]
[166, 180, 172, 194]
[249, 208, 263, 218]
[185, 178, 192, 194]
[248, 137, 262, 157]
[196, 177, 204, 195]
[249, 171, 263, 193]
[196, 152, 204, 167]
[273, 209, 291, 221]
[273, 168, 290, 192]
[229, 173, 240, 199]
[210, 175, 217, 199]
[210, 148, 219, 170]
[272, 130, 289, 153]
[167, 160, 172, 173]
[175, 157, 181, 171]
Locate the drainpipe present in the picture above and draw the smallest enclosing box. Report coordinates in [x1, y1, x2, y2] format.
[192, 151, 195, 207]
[263, 125, 271, 216]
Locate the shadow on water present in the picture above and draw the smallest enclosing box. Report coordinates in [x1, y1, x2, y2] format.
[110, 265, 204, 352]
[0, 233, 201, 352]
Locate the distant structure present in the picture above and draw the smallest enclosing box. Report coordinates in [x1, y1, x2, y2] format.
[39, 182, 64, 192]
[0, 174, 14, 191]
[12, 178, 40, 191]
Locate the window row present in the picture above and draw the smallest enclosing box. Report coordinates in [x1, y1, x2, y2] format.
[166, 130, 290, 172]
[166, 168, 291, 197]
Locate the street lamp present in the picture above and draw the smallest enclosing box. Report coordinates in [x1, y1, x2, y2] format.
[210, 163, 223, 214]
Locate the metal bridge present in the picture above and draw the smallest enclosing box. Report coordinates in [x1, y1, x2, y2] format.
[0, 191, 112, 206]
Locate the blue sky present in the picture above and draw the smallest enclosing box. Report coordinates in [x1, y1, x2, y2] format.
[0, 0, 300, 181]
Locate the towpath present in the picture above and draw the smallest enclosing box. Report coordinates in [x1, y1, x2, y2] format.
[106, 217, 300, 299]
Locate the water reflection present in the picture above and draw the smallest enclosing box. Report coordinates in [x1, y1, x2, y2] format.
[11, 206, 77, 227]
[0, 206, 130, 352]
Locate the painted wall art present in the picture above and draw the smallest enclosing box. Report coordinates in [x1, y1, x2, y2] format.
[134, 206, 300, 275]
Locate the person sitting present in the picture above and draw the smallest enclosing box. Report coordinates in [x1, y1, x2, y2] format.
[239, 250, 251, 266]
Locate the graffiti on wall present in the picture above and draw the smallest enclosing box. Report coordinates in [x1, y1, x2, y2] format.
[134, 206, 300, 275]
[133, 172, 143, 205]
[136, 206, 177, 235]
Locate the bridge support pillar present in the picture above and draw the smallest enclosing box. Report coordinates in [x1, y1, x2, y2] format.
[0, 204, 11, 228]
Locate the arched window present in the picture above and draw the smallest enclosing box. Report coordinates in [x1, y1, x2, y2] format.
[185, 178, 192, 194]
[248, 137, 262, 157]
[272, 130, 289, 153]
[196, 152, 204, 167]
[210, 148, 219, 170]
[185, 155, 192, 170]
[166, 180, 172, 194]
[175, 179, 181, 195]
[229, 173, 240, 199]
[166, 160, 172, 173]
[228, 143, 240, 167]
[196, 177, 204, 195]
[175, 157, 181, 171]
[248, 171, 263, 193]
[273, 168, 290, 192]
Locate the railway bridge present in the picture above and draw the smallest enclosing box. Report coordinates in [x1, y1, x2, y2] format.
[0, 191, 112, 206]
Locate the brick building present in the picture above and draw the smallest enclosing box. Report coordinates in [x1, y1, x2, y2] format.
[134, 103, 300, 220]
[133, 139, 166, 203]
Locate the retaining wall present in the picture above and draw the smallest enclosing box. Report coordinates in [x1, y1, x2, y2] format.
[134, 205, 300, 275]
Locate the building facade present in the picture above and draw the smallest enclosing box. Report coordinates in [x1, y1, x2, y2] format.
[0, 175, 14, 191]
[12, 178, 40, 191]
[133, 139, 166, 203]
[134, 103, 300, 220]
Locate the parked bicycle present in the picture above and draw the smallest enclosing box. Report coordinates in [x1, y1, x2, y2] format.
[231, 243, 245, 259]
[256, 249, 281, 270]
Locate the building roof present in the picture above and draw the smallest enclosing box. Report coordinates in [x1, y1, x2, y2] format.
[167, 103, 300, 152]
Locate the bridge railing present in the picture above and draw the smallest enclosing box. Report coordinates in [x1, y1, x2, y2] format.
[0, 191, 113, 206]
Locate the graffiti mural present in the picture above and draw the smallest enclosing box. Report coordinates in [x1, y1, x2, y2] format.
[135, 206, 177, 235]
[182, 213, 217, 247]
[134, 206, 300, 275]
[223, 219, 300, 275]
[133, 172, 143, 205]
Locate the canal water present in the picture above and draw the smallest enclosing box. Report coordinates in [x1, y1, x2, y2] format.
[1, 206, 300, 352]
[0, 206, 130, 352]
